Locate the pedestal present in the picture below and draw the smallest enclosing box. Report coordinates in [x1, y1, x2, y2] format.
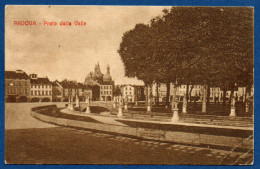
[182, 106, 187, 114]
[124, 104, 128, 111]
[246, 103, 249, 113]
[75, 99, 79, 107]
[69, 104, 74, 111]
[172, 108, 179, 123]
[202, 101, 206, 113]
[229, 107, 236, 117]
[117, 108, 123, 117]
[86, 106, 91, 114]
[147, 105, 151, 112]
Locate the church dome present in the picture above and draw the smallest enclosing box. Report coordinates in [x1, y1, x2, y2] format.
[96, 73, 103, 80]
[103, 74, 112, 82]
[92, 72, 97, 80]
[85, 72, 92, 80]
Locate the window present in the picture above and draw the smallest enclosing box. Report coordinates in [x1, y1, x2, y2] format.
[110, 91, 112, 94]
[25, 88, 28, 94]
[101, 91, 103, 94]
[130, 92, 131, 94]
[101, 86, 103, 89]
[110, 86, 112, 89]
[31, 91, 33, 95]
[46, 91, 48, 95]
[49, 91, 52, 95]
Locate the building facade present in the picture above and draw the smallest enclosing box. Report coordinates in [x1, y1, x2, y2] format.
[30, 73, 52, 102]
[121, 85, 135, 102]
[5, 70, 31, 102]
[53, 80, 92, 102]
[84, 63, 114, 101]
[152, 83, 254, 102]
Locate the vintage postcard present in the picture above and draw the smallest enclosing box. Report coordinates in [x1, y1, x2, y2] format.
[5, 5, 254, 165]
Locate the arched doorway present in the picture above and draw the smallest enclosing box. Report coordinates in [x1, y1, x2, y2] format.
[6, 96, 16, 103]
[107, 96, 112, 101]
[31, 98, 40, 102]
[102, 96, 106, 101]
[19, 96, 27, 102]
[162, 97, 166, 102]
[42, 98, 51, 102]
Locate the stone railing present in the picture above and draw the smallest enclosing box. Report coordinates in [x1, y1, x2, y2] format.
[31, 105, 253, 152]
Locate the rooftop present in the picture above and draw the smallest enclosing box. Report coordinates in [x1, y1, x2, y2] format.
[5, 70, 30, 80]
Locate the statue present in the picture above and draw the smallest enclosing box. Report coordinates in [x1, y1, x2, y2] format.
[85, 96, 91, 114]
[231, 95, 236, 108]
[182, 96, 187, 114]
[117, 95, 123, 117]
[124, 96, 128, 110]
[229, 95, 236, 117]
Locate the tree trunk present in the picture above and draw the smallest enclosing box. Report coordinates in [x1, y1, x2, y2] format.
[145, 84, 148, 107]
[156, 82, 159, 107]
[229, 84, 235, 105]
[222, 84, 227, 106]
[186, 82, 189, 100]
[189, 85, 194, 103]
[202, 85, 207, 113]
[206, 83, 210, 107]
[135, 86, 138, 106]
[186, 82, 189, 110]
[166, 81, 170, 108]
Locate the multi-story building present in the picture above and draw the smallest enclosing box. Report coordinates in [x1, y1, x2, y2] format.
[5, 70, 31, 102]
[30, 73, 52, 102]
[53, 80, 92, 102]
[120, 85, 145, 102]
[84, 63, 114, 101]
[152, 83, 254, 103]
[100, 82, 113, 101]
[121, 85, 135, 102]
[52, 81, 63, 102]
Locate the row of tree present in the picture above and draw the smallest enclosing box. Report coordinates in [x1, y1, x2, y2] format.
[118, 7, 253, 109]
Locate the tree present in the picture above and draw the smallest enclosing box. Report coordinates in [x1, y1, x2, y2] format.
[118, 7, 253, 113]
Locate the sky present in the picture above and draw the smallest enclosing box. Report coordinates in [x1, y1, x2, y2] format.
[5, 5, 170, 85]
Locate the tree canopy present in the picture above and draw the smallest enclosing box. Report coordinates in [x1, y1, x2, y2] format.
[118, 7, 253, 93]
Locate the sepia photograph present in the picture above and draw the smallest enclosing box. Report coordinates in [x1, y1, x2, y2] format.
[4, 5, 254, 165]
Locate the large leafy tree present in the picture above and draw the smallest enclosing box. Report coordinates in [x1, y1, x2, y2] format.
[118, 7, 253, 110]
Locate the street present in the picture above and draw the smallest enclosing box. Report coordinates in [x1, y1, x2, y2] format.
[5, 103, 247, 165]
